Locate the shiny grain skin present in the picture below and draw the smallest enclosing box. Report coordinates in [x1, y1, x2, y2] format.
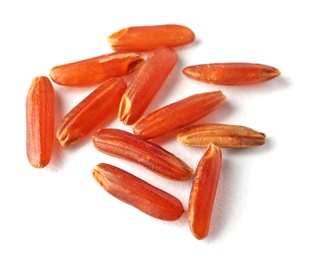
[188, 144, 222, 240]
[92, 163, 184, 221]
[107, 24, 195, 52]
[49, 52, 144, 87]
[26, 76, 55, 168]
[133, 91, 226, 140]
[183, 63, 281, 85]
[56, 78, 126, 147]
[118, 47, 178, 125]
[92, 129, 193, 181]
[177, 123, 266, 148]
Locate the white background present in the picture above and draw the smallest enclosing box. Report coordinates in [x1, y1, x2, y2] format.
[1, 1, 316, 259]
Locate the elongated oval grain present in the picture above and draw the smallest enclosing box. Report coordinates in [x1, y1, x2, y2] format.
[49, 51, 144, 87]
[133, 91, 226, 140]
[183, 63, 281, 85]
[92, 163, 184, 221]
[118, 47, 178, 125]
[56, 78, 127, 146]
[26, 76, 55, 168]
[177, 123, 266, 148]
[107, 24, 195, 52]
[92, 128, 193, 181]
[188, 144, 222, 240]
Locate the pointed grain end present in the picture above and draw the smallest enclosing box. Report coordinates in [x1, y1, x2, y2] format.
[261, 66, 281, 81]
[182, 66, 199, 80]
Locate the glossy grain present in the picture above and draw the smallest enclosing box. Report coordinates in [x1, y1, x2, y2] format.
[133, 91, 226, 140]
[183, 62, 281, 85]
[56, 78, 126, 146]
[107, 24, 195, 52]
[92, 128, 193, 181]
[50, 52, 144, 87]
[26, 76, 55, 168]
[92, 163, 184, 221]
[188, 144, 222, 240]
[118, 47, 178, 125]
